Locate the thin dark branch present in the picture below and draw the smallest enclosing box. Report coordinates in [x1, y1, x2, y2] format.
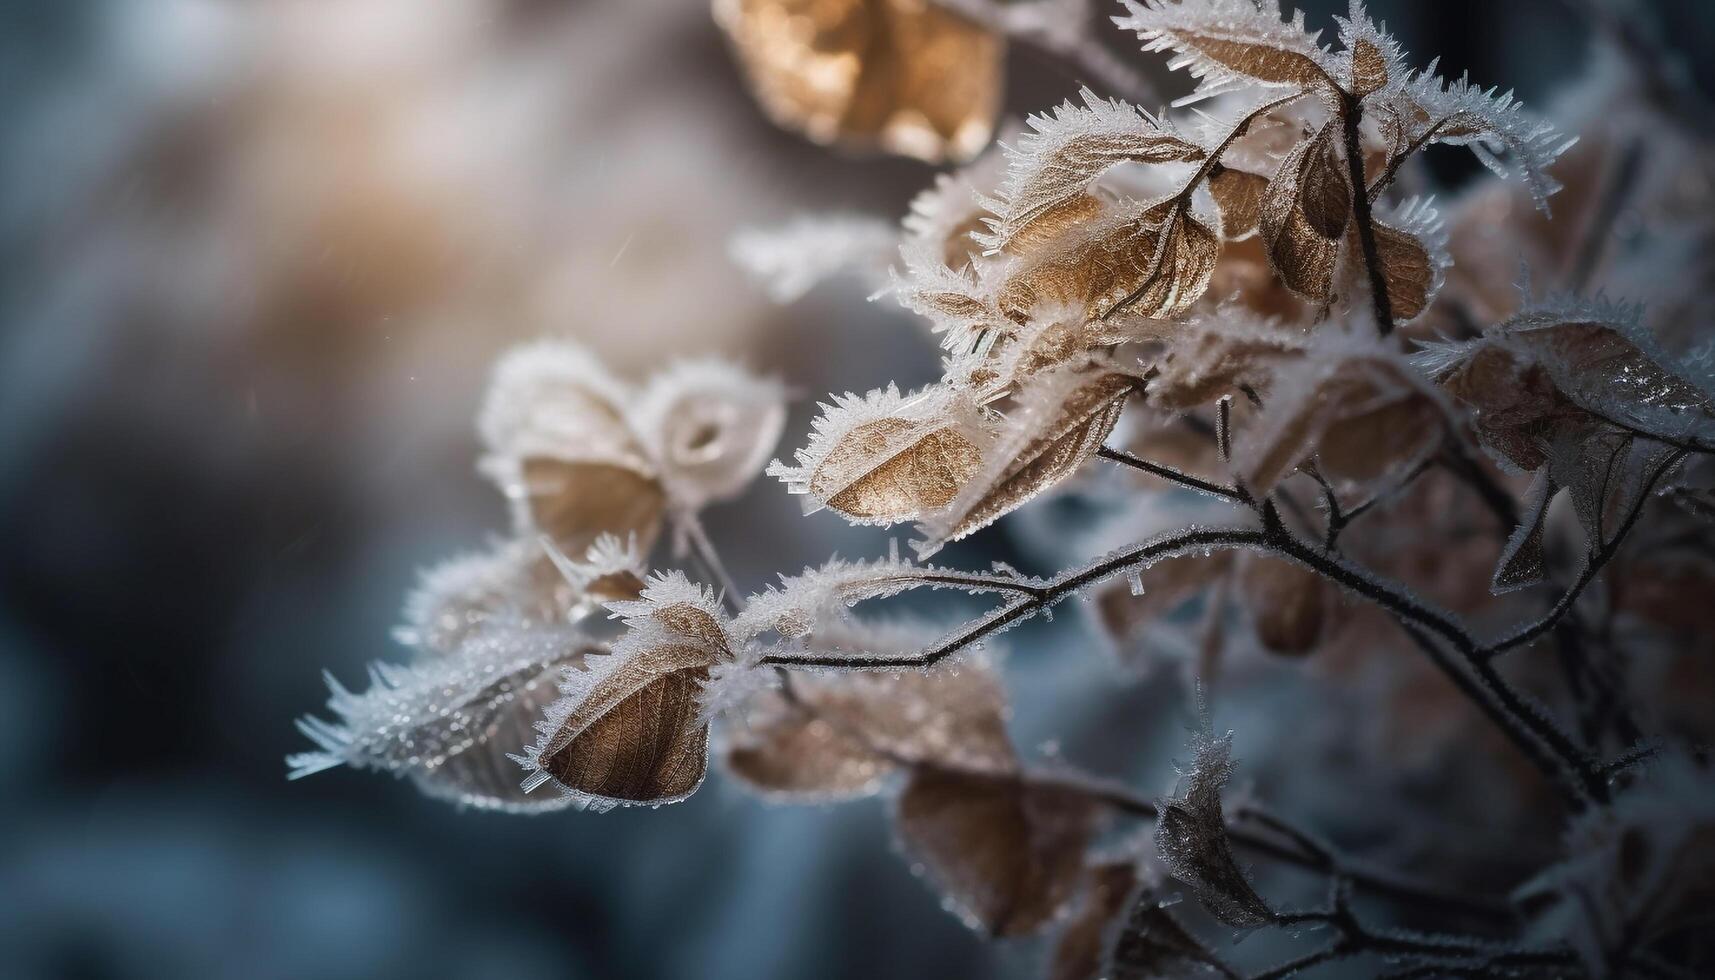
[1098, 445, 1249, 501]
[1342, 91, 1395, 336]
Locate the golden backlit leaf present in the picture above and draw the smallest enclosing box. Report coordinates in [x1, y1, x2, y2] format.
[1170, 32, 1332, 88]
[1239, 555, 1326, 655]
[996, 201, 1219, 324]
[818, 419, 984, 520]
[1259, 125, 1349, 303]
[940, 372, 1135, 543]
[714, 0, 1003, 163]
[896, 768, 1099, 937]
[537, 643, 715, 806]
[1049, 862, 1140, 980]
[521, 458, 667, 559]
[1209, 166, 1268, 240]
[726, 665, 1014, 799]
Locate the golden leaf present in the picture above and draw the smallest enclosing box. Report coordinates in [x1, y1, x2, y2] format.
[1259, 125, 1350, 303]
[1239, 555, 1326, 655]
[726, 665, 1013, 799]
[1175, 32, 1331, 88]
[1209, 165, 1269, 240]
[714, 0, 1003, 163]
[934, 372, 1135, 545]
[1049, 862, 1139, 980]
[820, 419, 983, 519]
[535, 643, 715, 806]
[997, 201, 1219, 323]
[896, 768, 1099, 936]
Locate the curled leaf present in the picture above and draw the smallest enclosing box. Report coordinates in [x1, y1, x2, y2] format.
[631, 359, 787, 511]
[517, 573, 734, 809]
[1259, 124, 1350, 304]
[1492, 466, 1559, 594]
[1109, 880, 1236, 979]
[714, 0, 1003, 163]
[1155, 725, 1274, 928]
[896, 768, 1099, 936]
[771, 384, 989, 525]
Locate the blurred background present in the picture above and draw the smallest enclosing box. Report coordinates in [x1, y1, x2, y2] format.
[1, 1, 1711, 978]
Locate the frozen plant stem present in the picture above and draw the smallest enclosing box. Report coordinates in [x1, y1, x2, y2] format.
[1342, 91, 1396, 337]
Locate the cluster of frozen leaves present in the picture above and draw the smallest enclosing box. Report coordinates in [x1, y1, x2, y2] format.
[741, 0, 1601, 567]
[292, 2, 1715, 977]
[289, 340, 787, 811]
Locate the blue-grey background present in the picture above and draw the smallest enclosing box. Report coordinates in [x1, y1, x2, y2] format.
[1, 1, 1709, 978]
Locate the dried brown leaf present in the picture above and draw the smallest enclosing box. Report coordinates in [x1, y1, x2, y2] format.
[934, 372, 1134, 545]
[824, 420, 983, 519]
[896, 768, 1099, 936]
[1209, 166, 1269, 240]
[536, 643, 715, 806]
[1155, 728, 1273, 929]
[715, 0, 1002, 163]
[1492, 466, 1558, 594]
[1370, 220, 1436, 321]
[726, 665, 1014, 799]
[1349, 37, 1388, 96]
[1259, 125, 1349, 303]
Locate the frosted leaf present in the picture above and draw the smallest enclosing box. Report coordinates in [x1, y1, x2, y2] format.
[287, 621, 607, 814]
[1331, 0, 1403, 98]
[1208, 164, 1268, 240]
[1430, 293, 1715, 469]
[1237, 554, 1326, 655]
[541, 533, 648, 605]
[730, 215, 899, 302]
[515, 572, 734, 810]
[724, 660, 1014, 800]
[895, 768, 1099, 936]
[1114, 0, 1335, 104]
[1146, 307, 1307, 411]
[1109, 878, 1236, 979]
[1366, 196, 1446, 323]
[630, 359, 787, 512]
[769, 383, 991, 526]
[1154, 722, 1273, 928]
[714, 0, 1004, 163]
[1237, 335, 1445, 494]
[1400, 65, 1576, 214]
[995, 196, 1221, 324]
[476, 340, 665, 556]
[1258, 122, 1349, 304]
[1492, 467, 1559, 595]
[395, 537, 571, 655]
[979, 87, 1205, 253]
[915, 369, 1136, 555]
